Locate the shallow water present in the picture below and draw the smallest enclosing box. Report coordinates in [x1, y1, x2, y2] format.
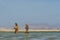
[0, 32, 60, 40]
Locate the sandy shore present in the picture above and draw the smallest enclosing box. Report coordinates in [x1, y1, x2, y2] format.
[0, 29, 60, 32]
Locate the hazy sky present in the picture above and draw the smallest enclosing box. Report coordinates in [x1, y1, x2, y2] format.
[0, 0, 60, 27]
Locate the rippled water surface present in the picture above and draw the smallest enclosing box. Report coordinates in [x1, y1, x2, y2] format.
[0, 32, 60, 40]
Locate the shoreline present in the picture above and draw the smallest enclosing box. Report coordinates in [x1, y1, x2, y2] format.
[0, 30, 60, 32]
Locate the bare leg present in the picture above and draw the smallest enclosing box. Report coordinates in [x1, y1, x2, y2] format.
[25, 29, 29, 33]
[15, 29, 18, 34]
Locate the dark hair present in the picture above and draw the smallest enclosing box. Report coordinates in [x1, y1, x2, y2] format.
[15, 23, 18, 26]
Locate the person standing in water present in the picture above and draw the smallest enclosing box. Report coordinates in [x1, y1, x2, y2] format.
[25, 24, 29, 33]
[14, 23, 18, 34]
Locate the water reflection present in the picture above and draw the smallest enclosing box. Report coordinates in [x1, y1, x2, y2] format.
[24, 33, 30, 40]
[0, 32, 60, 40]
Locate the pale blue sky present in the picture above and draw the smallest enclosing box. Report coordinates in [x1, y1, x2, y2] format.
[0, 0, 60, 27]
